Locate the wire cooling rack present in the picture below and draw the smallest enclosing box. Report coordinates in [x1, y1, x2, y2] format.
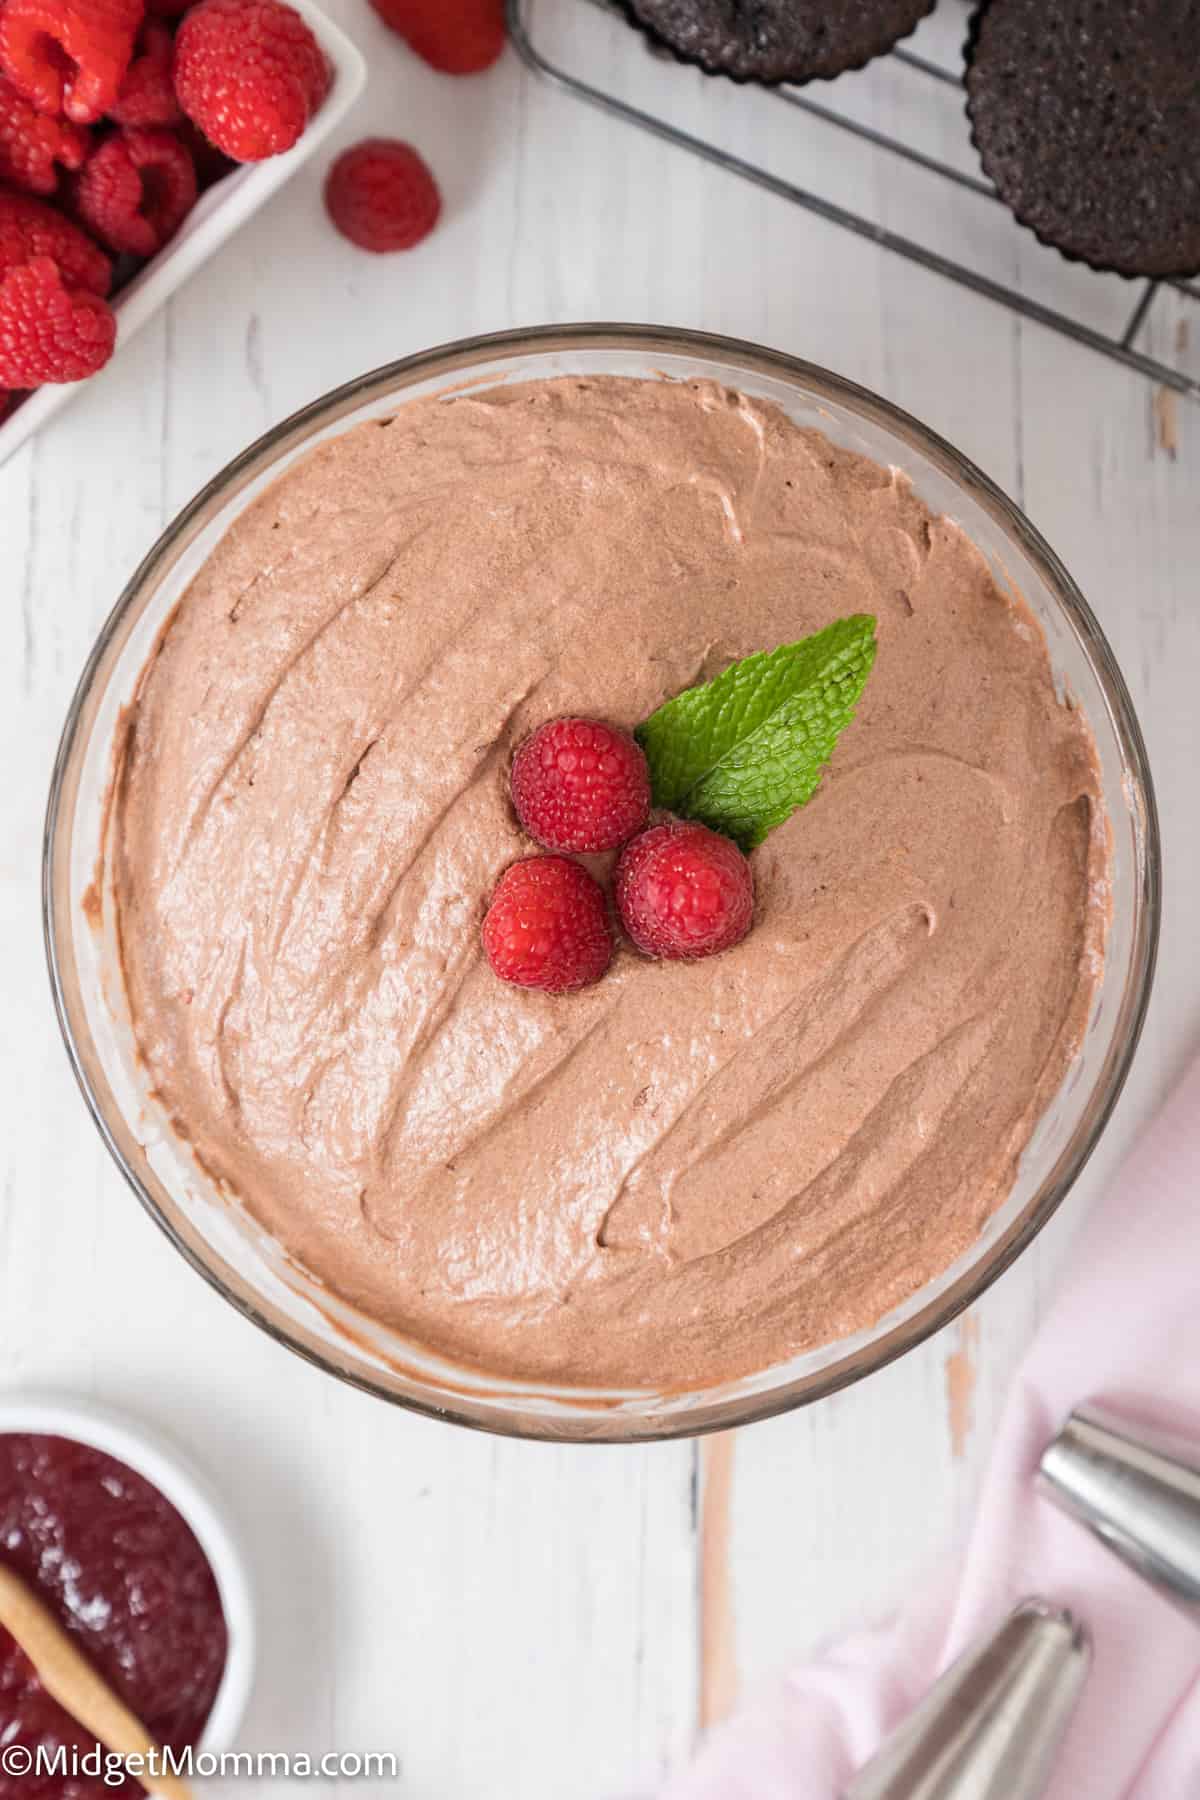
[508, 0, 1199, 403]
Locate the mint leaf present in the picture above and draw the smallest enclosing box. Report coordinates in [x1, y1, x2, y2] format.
[635, 615, 877, 851]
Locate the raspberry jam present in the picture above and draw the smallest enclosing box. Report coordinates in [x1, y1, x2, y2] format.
[0, 1434, 227, 1799]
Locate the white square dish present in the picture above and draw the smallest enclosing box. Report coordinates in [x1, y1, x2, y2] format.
[0, 0, 366, 469]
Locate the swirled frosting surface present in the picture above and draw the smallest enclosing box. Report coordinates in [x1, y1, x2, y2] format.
[111, 377, 1107, 1387]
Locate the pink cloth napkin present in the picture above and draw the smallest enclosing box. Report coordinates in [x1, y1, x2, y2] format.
[657, 1052, 1200, 1800]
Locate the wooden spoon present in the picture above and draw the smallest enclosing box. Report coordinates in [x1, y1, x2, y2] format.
[0, 1565, 194, 1800]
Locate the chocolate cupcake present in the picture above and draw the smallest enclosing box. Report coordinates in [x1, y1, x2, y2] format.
[624, 0, 936, 85]
[966, 0, 1200, 279]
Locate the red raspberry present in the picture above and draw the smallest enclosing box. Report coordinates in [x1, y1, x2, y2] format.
[482, 856, 612, 995]
[369, 0, 505, 75]
[174, 0, 330, 163]
[324, 138, 441, 253]
[146, 0, 192, 14]
[616, 821, 754, 962]
[0, 73, 90, 195]
[0, 0, 142, 124]
[111, 21, 181, 127]
[0, 255, 116, 385]
[174, 116, 233, 190]
[75, 128, 196, 257]
[511, 717, 650, 854]
[0, 189, 111, 295]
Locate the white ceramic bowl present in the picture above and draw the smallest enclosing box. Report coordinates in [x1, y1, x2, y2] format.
[0, 0, 366, 470]
[0, 1392, 256, 1749]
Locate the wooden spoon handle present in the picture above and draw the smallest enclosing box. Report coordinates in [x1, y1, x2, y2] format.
[0, 1565, 194, 1800]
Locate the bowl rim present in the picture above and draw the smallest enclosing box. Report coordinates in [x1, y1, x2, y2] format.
[41, 321, 1162, 1442]
[0, 1391, 256, 1746]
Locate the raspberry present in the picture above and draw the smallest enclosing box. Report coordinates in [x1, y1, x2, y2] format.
[174, 0, 330, 163]
[0, 189, 111, 295]
[369, 0, 505, 75]
[75, 128, 196, 257]
[511, 717, 650, 854]
[0, 0, 142, 124]
[482, 856, 612, 995]
[0, 255, 115, 385]
[324, 138, 441, 253]
[146, 0, 192, 14]
[111, 20, 181, 127]
[0, 73, 90, 195]
[616, 821, 754, 962]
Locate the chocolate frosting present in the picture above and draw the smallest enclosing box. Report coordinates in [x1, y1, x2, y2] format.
[110, 377, 1107, 1389]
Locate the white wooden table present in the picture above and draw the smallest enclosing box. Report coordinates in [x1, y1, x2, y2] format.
[2, 4, 1197, 1794]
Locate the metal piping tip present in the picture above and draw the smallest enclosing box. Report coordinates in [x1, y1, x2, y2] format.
[1038, 1403, 1200, 1623]
[843, 1599, 1090, 1799]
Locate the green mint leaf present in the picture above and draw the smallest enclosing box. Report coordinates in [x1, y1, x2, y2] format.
[635, 615, 877, 851]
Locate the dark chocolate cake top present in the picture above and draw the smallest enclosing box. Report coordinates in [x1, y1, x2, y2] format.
[966, 0, 1200, 278]
[625, 0, 936, 85]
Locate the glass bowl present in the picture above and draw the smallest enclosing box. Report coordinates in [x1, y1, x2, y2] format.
[43, 325, 1160, 1442]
